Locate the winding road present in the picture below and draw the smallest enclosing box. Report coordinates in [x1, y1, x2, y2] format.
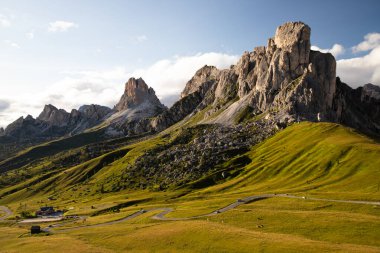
[1, 194, 378, 232]
[40, 193, 380, 233]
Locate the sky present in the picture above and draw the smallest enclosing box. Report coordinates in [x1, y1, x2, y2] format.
[0, 0, 380, 128]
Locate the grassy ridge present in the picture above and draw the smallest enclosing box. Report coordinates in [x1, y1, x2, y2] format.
[197, 122, 380, 200]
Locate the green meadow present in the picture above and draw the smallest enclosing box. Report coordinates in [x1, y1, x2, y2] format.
[0, 122, 379, 252]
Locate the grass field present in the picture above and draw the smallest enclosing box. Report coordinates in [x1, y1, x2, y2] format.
[0, 122, 379, 252]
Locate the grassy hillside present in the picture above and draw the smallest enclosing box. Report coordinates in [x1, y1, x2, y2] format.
[0, 122, 379, 252]
[194, 122, 380, 200]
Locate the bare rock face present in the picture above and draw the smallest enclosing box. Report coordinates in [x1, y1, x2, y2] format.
[103, 77, 167, 136]
[151, 66, 219, 131]
[175, 21, 334, 124]
[3, 115, 43, 139]
[3, 103, 112, 140]
[234, 21, 335, 122]
[274, 21, 311, 72]
[68, 104, 112, 134]
[78, 104, 112, 121]
[181, 65, 220, 98]
[37, 104, 70, 126]
[150, 21, 378, 136]
[115, 77, 164, 111]
[332, 80, 380, 135]
[362, 83, 380, 100]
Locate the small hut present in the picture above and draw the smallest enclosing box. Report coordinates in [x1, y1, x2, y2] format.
[31, 226, 41, 234]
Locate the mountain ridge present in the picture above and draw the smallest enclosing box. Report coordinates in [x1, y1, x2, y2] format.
[0, 21, 379, 161]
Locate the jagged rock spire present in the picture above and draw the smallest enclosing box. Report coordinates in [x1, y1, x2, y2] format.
[115, 77, 165, 111]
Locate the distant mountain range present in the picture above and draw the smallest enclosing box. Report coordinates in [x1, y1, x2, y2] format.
[0, 21, 379, 161]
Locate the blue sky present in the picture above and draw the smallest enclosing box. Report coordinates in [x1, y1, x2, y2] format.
[0, 0, 380, 127]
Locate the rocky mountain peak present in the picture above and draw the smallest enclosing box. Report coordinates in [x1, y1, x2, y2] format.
[78, 104, 112, 117]
[37, 104, 57, 120]
[115, 77, 164, 111]
[25, 115, 35, 121]
[274, 22, 311, 51]
[37, 104, 70, 126]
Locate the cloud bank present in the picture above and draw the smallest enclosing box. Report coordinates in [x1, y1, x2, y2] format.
[352, 33, 380, 53]
[311, 44, 345, 57]
[48, 21, 78, 32]
[0, 14, 11, 28]
[337, 32, 380, 87]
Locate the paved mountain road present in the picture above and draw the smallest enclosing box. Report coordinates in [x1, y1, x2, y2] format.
[45, 193, 380, 233]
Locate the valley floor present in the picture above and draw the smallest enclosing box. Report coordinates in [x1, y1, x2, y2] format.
[1, 191, 380, 253]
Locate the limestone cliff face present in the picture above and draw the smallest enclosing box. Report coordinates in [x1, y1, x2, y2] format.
[153, 22, 337, 126]
[102, 77, 167, 136]
[332, 80, 380, 135]
[115, 78, 164, 111]
[150, 66, 219, 131]
[149, 21, 378, 136]
[180, 66, 220, 98]
[37, 104, 70, 126]
[225, 21, 336, 123]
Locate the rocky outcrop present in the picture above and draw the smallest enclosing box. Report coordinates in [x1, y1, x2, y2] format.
[147, 21, 378, 136]
[102, 77, 167, 136]
[3, 104, 112, 140]
[3, 115, 44, 139]
[332, 79, 380, 135]
[152, 91, 205, 131]
[181, 66, 219, 98]
[227, 21, 337, 123]
[37, 104, 70, 126]
[151, 66, 219, 131]
[115, 78, 164, 111]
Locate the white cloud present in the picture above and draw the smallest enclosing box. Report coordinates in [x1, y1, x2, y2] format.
[311, 44, 345, 57]
[4, 40, 20, 48]
[337, 46, 380, 88]
[135, 35, 147, 43]
[48, 20, 78, 32]
[0, 52, 238, 128]
[26, 31, 34, 39]
[336, 32, 380, 88]
[352, 33, 380, 53]
[0, 14, 11, 27]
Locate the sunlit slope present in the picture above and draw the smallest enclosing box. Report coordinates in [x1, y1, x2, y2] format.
[1, 122, 379, 206]
[199, 122, 380, 199]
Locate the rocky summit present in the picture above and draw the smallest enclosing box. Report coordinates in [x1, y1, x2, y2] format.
[115, 77, 164, 111]
[102, 77, 167, 136]
[147, 21, 379, 136]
